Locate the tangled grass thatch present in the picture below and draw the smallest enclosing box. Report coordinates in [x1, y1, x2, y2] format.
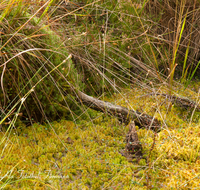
[146, 0, 200, 79]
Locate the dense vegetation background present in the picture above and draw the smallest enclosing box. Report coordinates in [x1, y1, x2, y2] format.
[1, 0, 200, 189]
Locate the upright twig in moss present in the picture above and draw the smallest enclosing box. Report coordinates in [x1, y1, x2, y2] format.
[146, 131, 156, 189]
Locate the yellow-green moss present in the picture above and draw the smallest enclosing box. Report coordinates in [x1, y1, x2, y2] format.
[1, 87, 200, 189]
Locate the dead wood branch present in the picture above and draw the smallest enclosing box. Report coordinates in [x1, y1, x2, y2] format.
[77, 90, 161, 132]
[161, 93, 200, 111]
[143, 93, 200, 111]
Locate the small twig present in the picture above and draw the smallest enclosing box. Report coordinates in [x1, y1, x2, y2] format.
[146, 132, 157, 189]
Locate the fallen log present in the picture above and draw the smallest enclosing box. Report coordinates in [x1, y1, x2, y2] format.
[77, 90, 161, 132]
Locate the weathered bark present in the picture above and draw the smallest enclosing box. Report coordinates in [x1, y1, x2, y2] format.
[120, 121, 143, 161]
[125, 121, 142, 155]
[159, 93, 200, 111]
[142, 93, 200, 111]
[77, 90, 161, 132]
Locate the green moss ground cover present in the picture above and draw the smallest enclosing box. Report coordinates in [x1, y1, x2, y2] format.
[1, 86, 200, 189]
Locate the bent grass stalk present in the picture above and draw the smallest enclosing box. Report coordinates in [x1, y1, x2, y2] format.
[0, 54, 72, 145]
[0, 48, 70, 115]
